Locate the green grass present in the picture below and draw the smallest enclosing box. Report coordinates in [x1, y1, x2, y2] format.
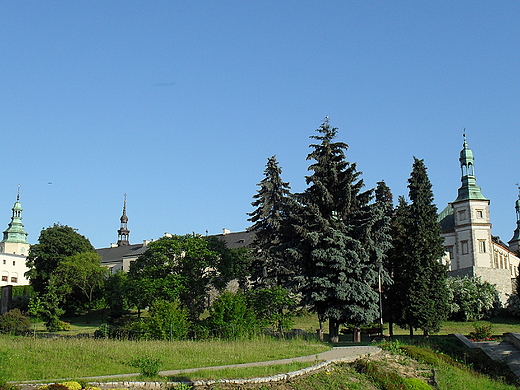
[2, 335, 329, 381]
[164, 361, 315, 381]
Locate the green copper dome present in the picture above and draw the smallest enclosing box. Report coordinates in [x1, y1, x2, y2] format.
[455, 135, 487, 202]
[2, 192, 28, 244]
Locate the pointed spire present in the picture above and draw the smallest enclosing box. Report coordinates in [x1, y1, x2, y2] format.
[117, 193, 130, 246]
[510, 184, 520, 247]
[2, 185, 28, 244]
[455, 132, 487, 202]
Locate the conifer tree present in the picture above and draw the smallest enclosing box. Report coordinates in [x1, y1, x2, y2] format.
[399, 157, 449, 337]
[372, 181, 394, 335]
[248, 156, 298, 289]
[384, 195, 411, 337]
[292, 118, 380, 342]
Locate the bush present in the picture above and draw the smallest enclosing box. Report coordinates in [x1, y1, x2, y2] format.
[59, 382, 81, 390]
[446, 276, 501, 321]
[0, 309, 30, 334]
[247, 287, 297, 334]
[469, 322, 493, 341]
[506, 294, 520, 317]
[146, 299, 190, 340]
[402, 378, 432, 389]
[205, 291, 259, 339]
[129, 356, 161, 378]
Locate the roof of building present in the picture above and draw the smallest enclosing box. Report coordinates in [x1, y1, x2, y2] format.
[96, 230, 256, 264]
[96, 243, 146, 264]
[211, 230, 256, 249]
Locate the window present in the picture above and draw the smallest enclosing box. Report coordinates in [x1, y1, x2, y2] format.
[2, 260, 5, 265]
[461, 241, 469, 255]
[1, 276, 7, 282]
[10, 277, 17, 283]
[478, 240, 486, 253]
[476, 210, 483, 219]
[458, 210, 466, 221]
[446, 246, 454, 259]
[12, 261, 15, 266]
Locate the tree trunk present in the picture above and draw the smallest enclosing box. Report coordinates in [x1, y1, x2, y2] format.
[329, 319, 339, 343]
[409, 324, 414, 339]
[389, 322, 394, 338]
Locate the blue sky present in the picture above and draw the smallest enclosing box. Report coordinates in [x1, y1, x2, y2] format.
[1, 1, 519, 249]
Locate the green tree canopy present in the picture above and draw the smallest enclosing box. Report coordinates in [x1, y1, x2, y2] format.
[128, 234, 225, 322]
[25, 224, 95, 294]
[56, 251, 108, 319]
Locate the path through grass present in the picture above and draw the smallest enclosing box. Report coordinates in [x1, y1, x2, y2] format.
[2, 335, 328, 381]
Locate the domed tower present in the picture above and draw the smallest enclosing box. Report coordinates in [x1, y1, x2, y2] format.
[509, 186, 520, 254]
[450, 134, 492, 271]
[1, 186, 29, 256]
[117, 194, 130, 246]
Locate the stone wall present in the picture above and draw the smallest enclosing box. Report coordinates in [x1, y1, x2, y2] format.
[475, 267, 513, 304]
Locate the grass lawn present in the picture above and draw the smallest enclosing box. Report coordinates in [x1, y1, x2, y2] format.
[1, 336, 329, 381]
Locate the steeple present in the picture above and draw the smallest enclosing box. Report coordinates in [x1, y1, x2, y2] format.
[455, 133, 488, 202]
[2, 185, 28, 245]
[509, 185, 520, 252]
[117, 194, 130, 246]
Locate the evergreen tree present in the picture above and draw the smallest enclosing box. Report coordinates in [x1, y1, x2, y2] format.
[384, 195, 411, 337]
[248, 155, 298, 289]
[399, 157, 449, 337]
[372, 181, 394, 335]
[292, 118, 380, 342]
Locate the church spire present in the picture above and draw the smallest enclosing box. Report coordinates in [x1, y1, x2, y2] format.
[117, 194, 130, 246]
[455, 132, 488, 202]
[2, 185, 28, 244]
[509, 184, 520, 251]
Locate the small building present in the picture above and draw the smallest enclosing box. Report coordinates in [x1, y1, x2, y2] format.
[0, 190, 30, 286]
[439, 136, 520, 302]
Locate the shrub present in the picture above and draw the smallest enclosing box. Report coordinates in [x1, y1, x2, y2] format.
[469, 322, 493, 341]
[446, 276, 501, 321]
[146, 299, 190, 340]
[0, 309, 30, 334]
[129, 356, 162, 378]
[402, 378, 432, 389]
[506, 294, 520, 317]
[46, 384, 70, 390]
[247, 287, 297, 334]
[59, 382, 81, 390]
[205, 291, 259, 339]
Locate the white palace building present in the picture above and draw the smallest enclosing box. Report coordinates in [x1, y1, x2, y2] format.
[439, 136, 520, 302]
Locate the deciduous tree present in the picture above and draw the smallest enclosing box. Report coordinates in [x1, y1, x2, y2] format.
[25, 224, 95, 294]
[128, 234, 223, 322]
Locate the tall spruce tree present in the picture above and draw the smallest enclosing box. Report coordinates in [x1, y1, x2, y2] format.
[292, 118, 380, 342]
[372, 181, 394, 335]
[248, 155, 298, 289]
[399, 157, 450, 337]
[384, 195, 411, 337]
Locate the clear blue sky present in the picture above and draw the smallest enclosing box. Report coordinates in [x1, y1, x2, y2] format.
[1, 1, 519, 249]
